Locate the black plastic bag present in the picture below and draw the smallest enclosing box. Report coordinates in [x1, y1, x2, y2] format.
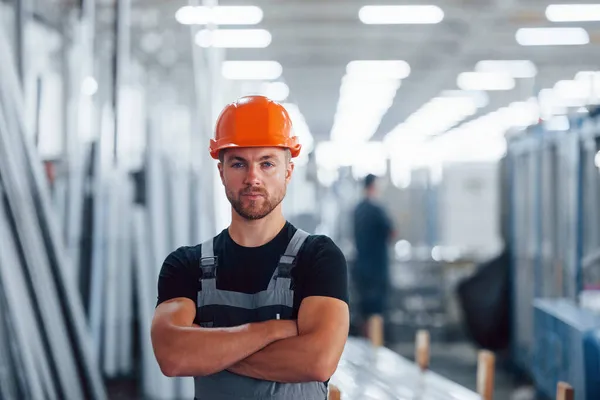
[456, 246, 511, 350]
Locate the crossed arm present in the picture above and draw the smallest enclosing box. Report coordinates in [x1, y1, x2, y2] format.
[151, 296, 349, 382]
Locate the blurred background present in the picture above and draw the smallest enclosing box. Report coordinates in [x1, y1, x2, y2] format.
[1, 1, 600, 399]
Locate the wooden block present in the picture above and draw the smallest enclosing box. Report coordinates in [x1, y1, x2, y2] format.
[557, 382, 574, 400]
[367, 314, 384, 347]
[416, 330, 430, 371]
[328, 384, 341, 400]
[477, 350, 495, 400]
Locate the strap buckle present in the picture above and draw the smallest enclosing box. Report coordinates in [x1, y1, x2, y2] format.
[201, 256, 217, 267]
[200, 257, 217, 280]
[277, 255, 296, 278]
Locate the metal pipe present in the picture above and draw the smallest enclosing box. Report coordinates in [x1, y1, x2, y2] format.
[14, 0, 25, 84]
[0, 86, 84, 400]
[111, 0, 131, 165]
[0, 181, 49, 400]
[0, 28, 107, 400]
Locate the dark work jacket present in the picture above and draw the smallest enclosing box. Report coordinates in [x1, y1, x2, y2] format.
[352, 199, 393, 285]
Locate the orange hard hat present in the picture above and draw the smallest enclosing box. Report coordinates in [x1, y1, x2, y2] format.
[209, 95, 302, 160]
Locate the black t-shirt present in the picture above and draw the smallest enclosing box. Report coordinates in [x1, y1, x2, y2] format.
[156, 222, 348, 320]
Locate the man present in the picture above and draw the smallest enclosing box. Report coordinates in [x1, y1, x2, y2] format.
[151, 95, 349, 400]
[352, 174, 394, 341]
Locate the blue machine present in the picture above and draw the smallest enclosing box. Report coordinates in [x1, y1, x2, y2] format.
[583, 330, 600, 398]
[533, 299, 600, 399]
[508, 107, 600, 398]
[508, 128, 542, 373]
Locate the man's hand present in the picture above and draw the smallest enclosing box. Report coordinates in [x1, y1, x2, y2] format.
[227, 296, 349, 383]
[151, 298, 298, 377]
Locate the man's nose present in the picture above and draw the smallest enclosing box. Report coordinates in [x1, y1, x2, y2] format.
[244, 164, 261, 185]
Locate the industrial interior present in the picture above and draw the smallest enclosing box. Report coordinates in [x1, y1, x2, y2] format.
[1, 0, 600, 399]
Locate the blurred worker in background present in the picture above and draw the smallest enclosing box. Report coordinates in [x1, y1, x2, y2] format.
[352, 173, 395, 344]
[151, 95, 349, 400]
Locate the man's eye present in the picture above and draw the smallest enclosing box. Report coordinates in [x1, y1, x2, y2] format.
[232, 162, 244, 168]
[262, 162, 274, 168]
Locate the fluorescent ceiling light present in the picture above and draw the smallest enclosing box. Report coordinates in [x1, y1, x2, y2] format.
[195, 29, 271, 48]
[475, 60, 537, 78]
[538, 87, 582, 112]
[442, 90, 489, 108]
[504, 100, 540, 127]
[516, 27, 589, 46]
[359, 5, 444, 24]
[546, 4, 600, 22]
[554, 79, 600, 101]
[554, 79, 587, 99]
[457, 72, 515, 91]
[346, 60, 411, 80]
[263, 82, 289, 102]
[221, 61, 282, 80]
[330, 72, 401, 142]
[176, 6, 263, 25]
[390, 95, 478, 138]
[330, 118, 384, 142]
[575, 70, 600, 81]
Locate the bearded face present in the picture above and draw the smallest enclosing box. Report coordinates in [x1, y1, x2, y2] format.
[226, 180, 285, 220]
[219, 147, 292, 220]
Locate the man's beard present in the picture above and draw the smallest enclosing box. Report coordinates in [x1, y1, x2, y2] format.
[226, 186, 285, 220]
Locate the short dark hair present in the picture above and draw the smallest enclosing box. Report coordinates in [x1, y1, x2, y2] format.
[218, 148, 292, 163]
[364, 173, 377, 189]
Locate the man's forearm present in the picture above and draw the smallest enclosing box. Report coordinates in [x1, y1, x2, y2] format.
[227, 332, 336, 383]
[153, 320, 296, 377]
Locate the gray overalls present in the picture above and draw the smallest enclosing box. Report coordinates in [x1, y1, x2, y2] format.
[194, 229, 327, 400]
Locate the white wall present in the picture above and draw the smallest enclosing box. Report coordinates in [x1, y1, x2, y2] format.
[438, 161, 503, 258]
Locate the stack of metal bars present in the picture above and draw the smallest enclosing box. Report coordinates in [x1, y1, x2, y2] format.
[0, 27, 106, 400]
[331, 337, 481, 400]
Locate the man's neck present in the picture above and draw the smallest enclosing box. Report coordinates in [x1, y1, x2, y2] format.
[228, 208, 287, 248]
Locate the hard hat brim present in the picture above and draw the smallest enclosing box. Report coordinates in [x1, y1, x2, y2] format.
[210, 139, 302, 160]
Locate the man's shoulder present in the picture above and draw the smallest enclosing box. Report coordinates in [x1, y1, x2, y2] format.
[162, 228, 227, 270]
[285, 223, 337, 254]
[299, 232, 346, 265]
[293, 231, 349, 303]
[164, 244, 202, 269]
[303, 233, 338, 251]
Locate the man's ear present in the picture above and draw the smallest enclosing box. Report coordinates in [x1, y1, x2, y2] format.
[218, 162, 225, 184]
[285, 161, 294, 183]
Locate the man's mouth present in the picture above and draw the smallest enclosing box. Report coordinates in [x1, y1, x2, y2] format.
[242, 192, 264, 199]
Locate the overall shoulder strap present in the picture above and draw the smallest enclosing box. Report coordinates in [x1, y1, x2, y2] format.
[270, 229, 311, 290]
[199, 237, 217, 291]
[282, 229, 311, 262]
